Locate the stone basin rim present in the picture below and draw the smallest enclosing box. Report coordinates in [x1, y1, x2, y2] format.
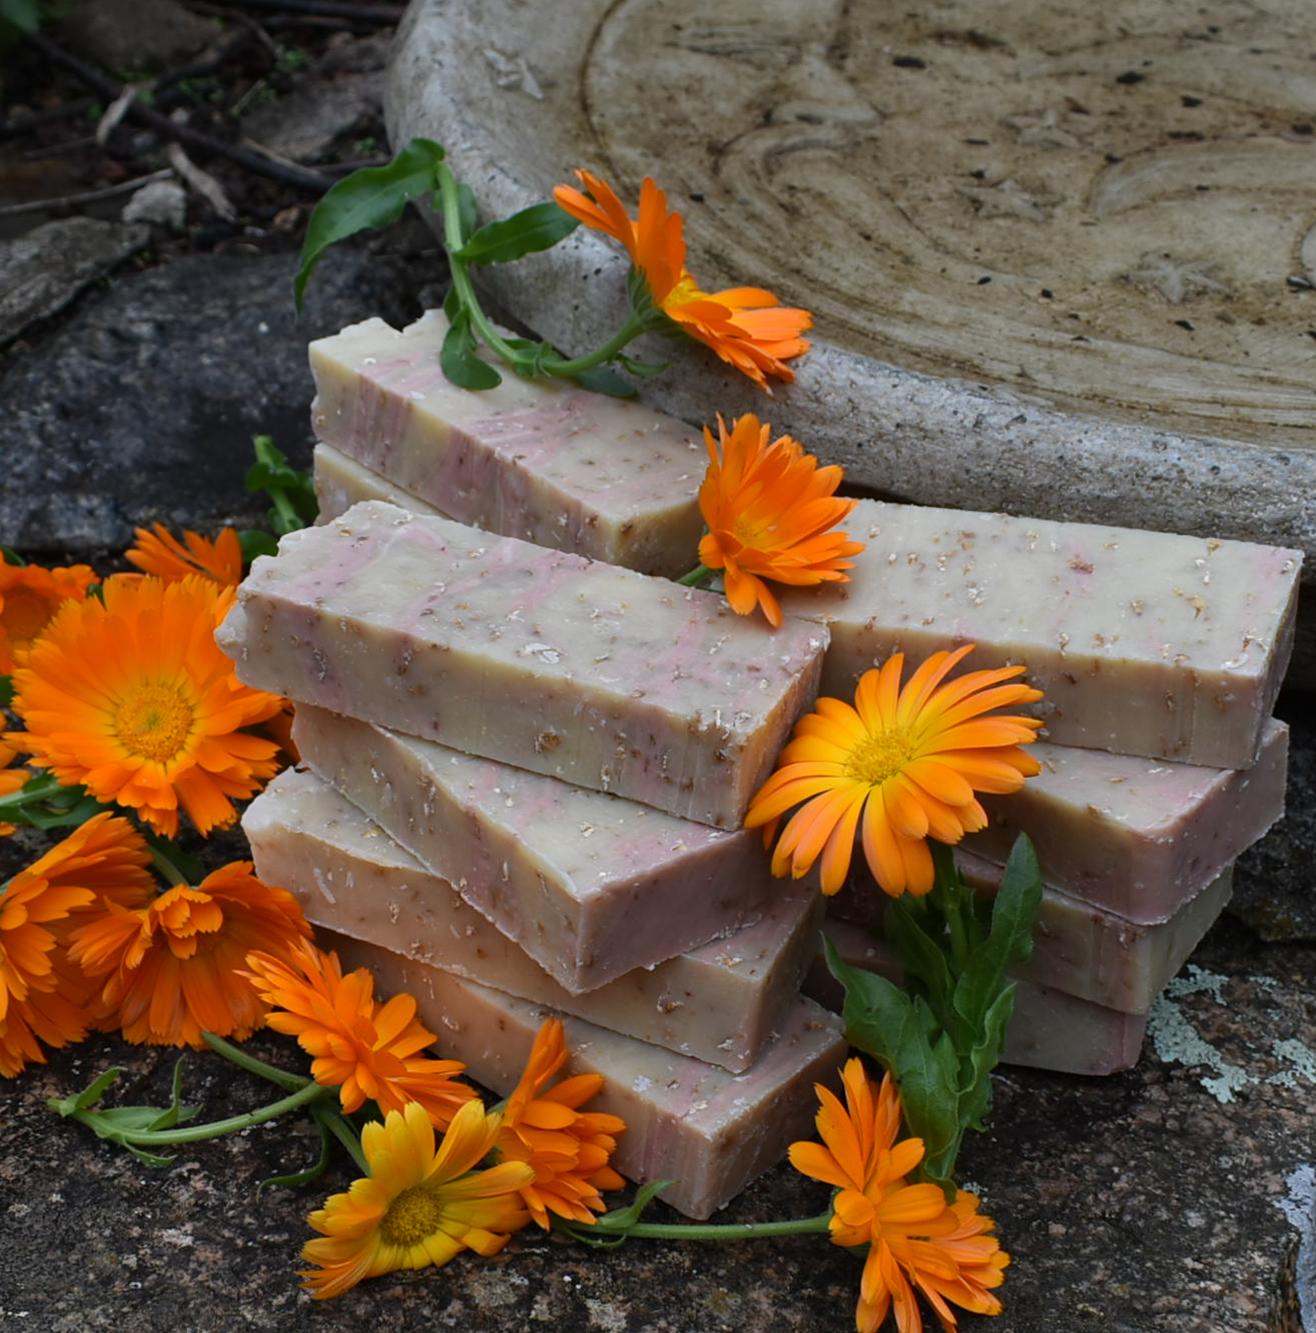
[385, 0, 1315, 582]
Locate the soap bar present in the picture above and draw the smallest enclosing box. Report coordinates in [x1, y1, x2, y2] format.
[217, 500, 827, 828]
[965, 719, 1287, 922]
[244, 767, 821, 1071]
[807, 921, 1146, 1076]
[309, 311, 705, 577]
[290, 705, 780, 993]
[325, 931, 847, 1219]
[782, 499, 1300, 768]
[314, 443, 446, 523]
[830, 851, 1232, 1014]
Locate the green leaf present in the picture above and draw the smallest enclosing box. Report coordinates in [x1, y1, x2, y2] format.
[124, 1144, 178, 1168]
[950, 834, 1042, 1038]
[0, 674, 12, 708]
[616, 353, 670, 378]
[294, 138, 446, 312]
[442, 284, 461, 322]
[0, 546, 26, 566]
[245, 435, 317, 534]
[569, 364, 637, 398]
[0, 0, 42, 33]
[559, 1180, 671, 1248]
[454, 182, 479, 245]
[239, 530, 279, 565]
[440, 310, 502, 390]
[454, 202, 580, 266]
[49, 1066, 126, 1119]
[883, 897, 966, 1045]
[144, 831, 204, 884]
[260, 1115, 332, 1193]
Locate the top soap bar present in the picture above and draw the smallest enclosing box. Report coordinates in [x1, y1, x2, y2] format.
[782, 499, 1300, 768]
[216, 501, 828, 828]
[309, 312, 705, 578]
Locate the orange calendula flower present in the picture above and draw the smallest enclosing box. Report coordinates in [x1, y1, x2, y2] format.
[69, 861, 310, 1047]
[554, 169, 812, 390]
[697, 413, 863, 628]
[243, 940, 477, 1129]
[746, 646, 1043, 898]
[10, 573, 284, 837]
[0, 813, 154, 1076]
[496, 1018, 625, 1228]
[789, 1060, 1008, 1333]
[126, 523, 243, 587]
[0, 559, 97, 673]
[300, 1097, 533, 1299]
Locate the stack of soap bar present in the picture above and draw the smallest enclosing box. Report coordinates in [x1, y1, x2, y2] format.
[324, 930, 847, 1220]
[808, 921, 1146, 1077]
[314, 443, 445, 522]
[216, 501, 828, 828]
[289, 705, 780, 992]
[965, 719, 1288, 920]
[244, 767, 821, 1071]
[781, 499, 1301, 768]
[309, 311, 705, 577]
[830, 852, 1233, 1014]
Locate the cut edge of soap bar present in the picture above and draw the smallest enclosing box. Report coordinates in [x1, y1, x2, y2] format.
[808, 920, 1146, 1077]
[324, 930, 848, 1219]
[243, 765, 822, 1071]
[290, 704, 784, 994]
[314, 442, 447, 523]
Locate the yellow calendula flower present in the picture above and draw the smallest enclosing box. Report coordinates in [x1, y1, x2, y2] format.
[10, 574, 283, 837]
[300, 1098, 533, 1300]
[747, 646, 1042, 897]
[554, 169, 812, 390]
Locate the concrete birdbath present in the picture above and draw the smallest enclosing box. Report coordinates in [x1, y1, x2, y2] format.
[387, 0, 1314, 666]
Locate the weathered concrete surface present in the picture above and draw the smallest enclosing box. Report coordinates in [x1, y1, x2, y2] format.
[0, 242, 430, 561]
[386, 0, 1316, 607]
[0, 218, 148, 347]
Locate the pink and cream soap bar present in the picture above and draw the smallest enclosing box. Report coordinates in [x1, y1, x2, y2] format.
[325, 930, 847, 1220]
[964, 719, 1288, 921]
[290, 705, 780, 994]
[244, 767, 820, 1071]
[314, 443, 446, 522]
[217, 501, 827, 828]
[779, 500, 1301, 769]
[309, 311, 705, 577]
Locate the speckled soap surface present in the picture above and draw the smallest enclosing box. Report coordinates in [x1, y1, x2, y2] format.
[216, 500, 828, 828]
[309, 311, 705, 577]
[326, 930, 847, 1221]
[290, 705, 780, 994]
[965, 719, 1288, 922]
[783, 499, 1301, 769]
[244, 767, 820, 1071]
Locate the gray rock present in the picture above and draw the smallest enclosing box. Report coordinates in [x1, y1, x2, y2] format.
[121, 179, 188, 232]
[243, 71, 382, 164]
[0, 245, 425, 558]
[0, 218, 148, 348]
[59, 0, 217, 72]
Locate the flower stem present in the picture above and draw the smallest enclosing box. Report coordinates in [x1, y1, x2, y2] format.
[202, 1032, 309, 1094]
[0, 772, 61, 808]
[591, 1212, 832, 1242]
[314, 1105, 370, 1174]
[149, 843, 190, 888]
[541, 314, 648, 378]
[676, 564, 715, 588]
[81, 1079, 332, 1148]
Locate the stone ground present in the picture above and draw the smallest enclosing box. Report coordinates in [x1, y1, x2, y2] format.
[1, 3, 1314, 1329]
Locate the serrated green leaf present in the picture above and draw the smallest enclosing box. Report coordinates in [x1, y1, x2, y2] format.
[455, 202, 579, 266]
[440, 311, 502, 390]
[239, 530, 279, 565]
[570, 364, 637, 398]
[49, 1066, 126, 1118]
[294, 138, 446, 312]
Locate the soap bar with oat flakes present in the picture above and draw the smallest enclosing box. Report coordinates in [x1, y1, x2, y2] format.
[313, 442, 446, 523]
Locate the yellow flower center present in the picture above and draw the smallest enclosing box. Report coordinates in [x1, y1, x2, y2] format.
[663, 273, 705, 311]
[2, 588, 57, 647]
[845, 728, 917, 787]
[379, 1184, 445, 1246]
[112, 681, 196, 765]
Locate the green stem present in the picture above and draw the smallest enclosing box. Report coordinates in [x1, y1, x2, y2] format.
[676, 563, 715, 588]
[435, 162, 530, 368]
[315, 1106, 370, 1175]
[79, 1079, 331, 1148]
[202, 1032, 309, 1094]
[150, 844, 189, 888]
[540, 314, 648, 378]
[591, 1212, 832, 1242]
[0, 772, 63, 808]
